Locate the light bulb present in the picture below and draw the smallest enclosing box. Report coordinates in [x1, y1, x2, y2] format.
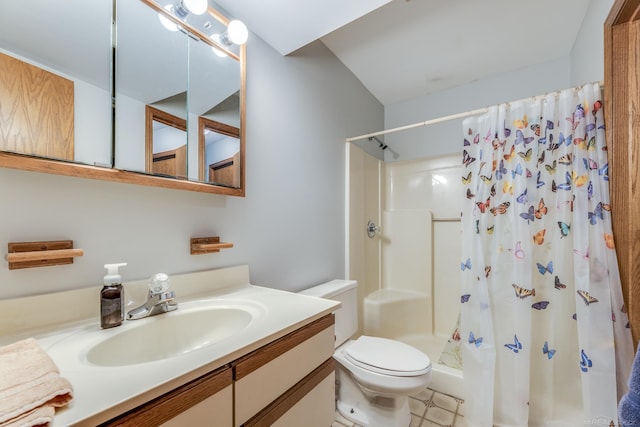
[182, 0, 208, 15]
[226, 20, 248, 45]
[158, 5, 179, 32]
[209, 34, 228, 57]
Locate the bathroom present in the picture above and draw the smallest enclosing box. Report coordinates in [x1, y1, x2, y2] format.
[1, 0, 638, 426]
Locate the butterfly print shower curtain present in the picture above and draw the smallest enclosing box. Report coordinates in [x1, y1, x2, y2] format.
[460, 83, 633, 426]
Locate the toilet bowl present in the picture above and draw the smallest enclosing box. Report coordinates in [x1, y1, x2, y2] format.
[299, 280, 432, 427]
[333, 336, 431, 427]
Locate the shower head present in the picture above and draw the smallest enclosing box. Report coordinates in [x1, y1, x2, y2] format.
[368, 136, 387, 150]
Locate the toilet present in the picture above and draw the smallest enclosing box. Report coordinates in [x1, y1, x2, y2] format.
[300, 280, 432, 427]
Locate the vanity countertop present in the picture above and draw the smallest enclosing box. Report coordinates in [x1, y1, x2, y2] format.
[0, 265, 339, 426]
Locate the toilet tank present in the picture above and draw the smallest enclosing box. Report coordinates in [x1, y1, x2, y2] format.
[299, 280, 358, 348]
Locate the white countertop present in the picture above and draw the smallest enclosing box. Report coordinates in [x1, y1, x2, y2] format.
[0, 265, 340, 426]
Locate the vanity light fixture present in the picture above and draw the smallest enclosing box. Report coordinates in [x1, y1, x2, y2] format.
[222, 20, 248, 46]
[174, 0, 208, 18]
[209, 34, 228, 57]
[210, 20, 248, 57]
[158, 0, 208, 32]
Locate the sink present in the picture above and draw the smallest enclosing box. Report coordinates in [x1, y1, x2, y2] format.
[85, 304, 255, 367]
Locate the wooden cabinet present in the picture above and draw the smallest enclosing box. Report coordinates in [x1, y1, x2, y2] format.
[0, 52, 74, 160]
[101, 314, 336, 427]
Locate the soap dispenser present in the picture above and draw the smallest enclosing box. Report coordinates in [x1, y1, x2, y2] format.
[101, 263, 127, 329]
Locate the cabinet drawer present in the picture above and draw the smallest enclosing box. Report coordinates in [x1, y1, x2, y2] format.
[234, 315, 335, 426]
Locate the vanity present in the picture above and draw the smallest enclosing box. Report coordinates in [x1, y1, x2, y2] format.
[0, 265, 340, 426]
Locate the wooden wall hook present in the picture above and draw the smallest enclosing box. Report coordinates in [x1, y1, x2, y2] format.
[190, 237, 233, 255]
[6, 240, 83, 270]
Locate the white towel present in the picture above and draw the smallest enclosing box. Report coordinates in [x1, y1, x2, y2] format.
[0, 338, 73, 427]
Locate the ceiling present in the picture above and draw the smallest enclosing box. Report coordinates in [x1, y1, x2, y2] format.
[215, 0, 592, 106]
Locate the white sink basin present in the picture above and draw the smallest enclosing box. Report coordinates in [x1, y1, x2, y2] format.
[85, 303, 257, 367]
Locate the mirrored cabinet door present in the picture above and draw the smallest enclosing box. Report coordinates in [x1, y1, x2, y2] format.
[0, 0, 113, 167]
[188, 34, 242, 187]
[114, 0, 189, 178]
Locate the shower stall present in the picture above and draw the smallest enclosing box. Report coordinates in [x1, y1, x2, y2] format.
[346, 143, 464, 398]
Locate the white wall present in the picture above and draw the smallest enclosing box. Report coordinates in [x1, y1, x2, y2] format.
[114, 94, 147, 173]
[0, 37, 383, 299]
[571, 0, 614, 86]
[383, 56, 571, 161]
[382, 0, 612, 162]
[73, 80, 112, 166]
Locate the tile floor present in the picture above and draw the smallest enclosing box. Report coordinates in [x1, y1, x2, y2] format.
[332, 387, 466, 427]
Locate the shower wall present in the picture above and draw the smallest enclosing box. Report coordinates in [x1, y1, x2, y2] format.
[347, 143, 463, 339]
[383, 154, 462, 338]
[347, 143, 382, 336]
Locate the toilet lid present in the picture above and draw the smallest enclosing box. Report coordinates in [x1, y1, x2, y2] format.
[344, 336, 431, 377]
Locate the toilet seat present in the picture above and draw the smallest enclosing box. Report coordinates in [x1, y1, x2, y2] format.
[344, 336, 431, 377]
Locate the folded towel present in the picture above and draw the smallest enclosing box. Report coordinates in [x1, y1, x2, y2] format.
[1, 407, 54, 427]
[0, 338, 73, 427]
[619, 344, 640, 427]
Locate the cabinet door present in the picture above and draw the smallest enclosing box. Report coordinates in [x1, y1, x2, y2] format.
[272, 372, 335, 427]
[161, 385, 232, 427]
[101, 365, 232, 427]
[234, 315, 336, 427]
[244, 360, 335, 427]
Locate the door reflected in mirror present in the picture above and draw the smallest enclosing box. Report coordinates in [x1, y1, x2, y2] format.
[146, 106, 187, 179]
[198, 117, 240, 187]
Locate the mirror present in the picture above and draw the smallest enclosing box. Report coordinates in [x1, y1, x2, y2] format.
[115, 0, 189, 177]
[116, 0, 245, 193]
[0, 0, 113, 167]
[188, 25, 243, 187]
[0, 0, 246, 196]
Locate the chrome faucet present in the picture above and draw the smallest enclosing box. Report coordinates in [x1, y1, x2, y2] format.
[127, 273, 178, 320]
[127, 290, 178, 320]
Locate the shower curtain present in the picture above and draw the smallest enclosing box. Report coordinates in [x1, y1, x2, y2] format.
[460, 83, 633, 426]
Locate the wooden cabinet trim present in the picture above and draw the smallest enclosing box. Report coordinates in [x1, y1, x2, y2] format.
[605, 0, 640, 346]
[0, 151, 245, 196]
[100, 364, 232, 427]
[241, 357, 335, 427]
[233, 314, 335, 381]
[606, 0, 640, 24]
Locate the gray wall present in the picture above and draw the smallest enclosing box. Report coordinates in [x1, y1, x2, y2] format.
[0, 37, 383, 299]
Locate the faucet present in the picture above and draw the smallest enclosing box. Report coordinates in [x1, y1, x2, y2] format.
[127, 273, 178, 320]
[127, 290, 178, 320]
